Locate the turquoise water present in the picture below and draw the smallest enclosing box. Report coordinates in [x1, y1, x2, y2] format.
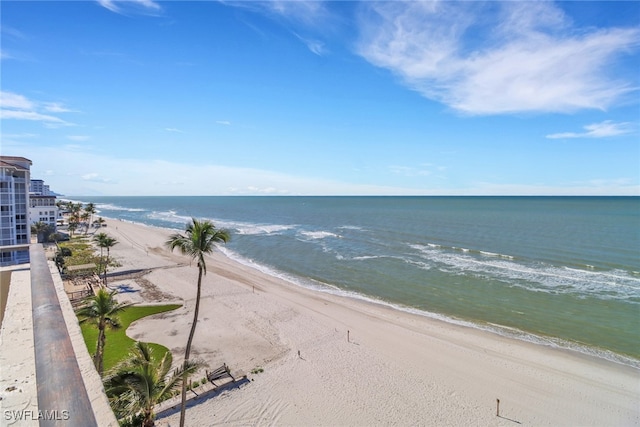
[74, 196, 640, 366]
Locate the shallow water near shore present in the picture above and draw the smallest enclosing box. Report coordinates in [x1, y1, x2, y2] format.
[74, 196, 640, 366]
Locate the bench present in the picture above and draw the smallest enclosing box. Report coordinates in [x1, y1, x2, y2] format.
[207, 363, 235, 387]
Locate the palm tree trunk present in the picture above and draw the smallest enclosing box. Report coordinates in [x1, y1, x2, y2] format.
[179, 266, 203, 427]
[99, 247, 104, 277]
[143, 408, 155, 427]
[95, 324, 106, 376]
[104, 248, 110, 286]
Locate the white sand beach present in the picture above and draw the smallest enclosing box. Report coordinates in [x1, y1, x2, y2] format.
[98, 219, 639, 426]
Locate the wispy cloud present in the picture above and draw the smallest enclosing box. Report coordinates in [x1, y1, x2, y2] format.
[43, 102, 78, 113]
[67, 135, 91, 142]
[388, 163, 447, 178]
[216, 120, 231, 126]
[1, 133, 39, 139]
[294, 32, 328, 56]
[1, 91, 34, 110]
[97, 0, 162, 15]
[357, 1, 640, 115]
[388, 165, 432, 177]
[0, 109, 71, 126]
[258, 0, 329, 28]
[228, 1, 332, 55]
[82, 172, 114, 183]
[164, 127, 184, 133]
[0, 91, 75, 127]
[546, 121, 635, 139]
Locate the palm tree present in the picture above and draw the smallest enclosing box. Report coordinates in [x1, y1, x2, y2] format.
[94, 232, 108, 272]
[96, 216, 106, 228]
[84, 202, 97, 233]
[31, 221, 51, 243]
[94, 233, 118, 285]
[165, 218, 230, 427]
[65, 202, 83, 236]
[81, 211, 90, 235]
[103, 342, 202, 427]
[68, 220, 79, 237]
[77, 288, 130, 376]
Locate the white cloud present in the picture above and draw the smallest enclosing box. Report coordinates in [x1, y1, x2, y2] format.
[294, 33, 327, 56]
[165, 127, 184, 133]
[357, 1, 640, 115]
[546, 121, 635, 139]
[0, 91, 35, 110]
[216, 120, 231, 126]
[97, 0, 119, 13]
[21, 144, 433, 196]
[16, 143, 638, 197]
[97, 0, 162, 15]
[259, 0, 329, 28]
[43, 102, 77, 113]
[0, 109, 72, 126]
[0, 91, 76, 126]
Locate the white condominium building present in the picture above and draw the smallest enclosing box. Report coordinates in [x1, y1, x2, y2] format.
[0, 156, 32, 266]
[29, 194, 58, 230]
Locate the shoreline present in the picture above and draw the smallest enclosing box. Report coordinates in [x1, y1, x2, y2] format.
[95, 218, 638, 425]
[103, 216, 639, 369]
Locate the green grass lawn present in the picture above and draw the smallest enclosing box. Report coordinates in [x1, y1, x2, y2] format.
[80, 304, 181, 372]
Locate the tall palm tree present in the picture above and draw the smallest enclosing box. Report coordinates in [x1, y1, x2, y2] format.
[103, 342, 202, 427]
[84, 202, 97, 233]
[81, 211, 90, 235]
[77, 288, 130, 376]
[66, 202, 83, 236]
[165, 218, 230, 427]
[94, 233, 118, 285]
[94, 232, 108, 273]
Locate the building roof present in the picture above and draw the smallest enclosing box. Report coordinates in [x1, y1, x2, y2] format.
[0, 156, 32, 171]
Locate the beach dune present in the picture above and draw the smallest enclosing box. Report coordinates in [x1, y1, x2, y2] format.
[100, 219, 639, 426]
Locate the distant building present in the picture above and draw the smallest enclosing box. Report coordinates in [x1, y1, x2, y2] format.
[29, 179, 59, 232]
[30, 179, 54, 196]
[0, 156, 32, 266]
[29, 195, 58, 230]
[30, 179, 46, 195]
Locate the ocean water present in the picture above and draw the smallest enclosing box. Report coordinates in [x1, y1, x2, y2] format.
[74, 196, 640, 366]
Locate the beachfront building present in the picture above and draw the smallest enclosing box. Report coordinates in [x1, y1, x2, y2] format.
[29, 179, 59, 232]
[0, 156, 32, 266]
[29, 194, 58, 230]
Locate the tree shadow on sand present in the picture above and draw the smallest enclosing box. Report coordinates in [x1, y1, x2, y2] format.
[155, 376, 250, 420]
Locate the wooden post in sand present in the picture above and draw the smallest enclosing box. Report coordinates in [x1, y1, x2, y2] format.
[496, 398, 500, 417]
[347, 330, 350, 343]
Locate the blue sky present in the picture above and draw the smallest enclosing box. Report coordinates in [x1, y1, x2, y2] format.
[1, 0, 639, 196]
